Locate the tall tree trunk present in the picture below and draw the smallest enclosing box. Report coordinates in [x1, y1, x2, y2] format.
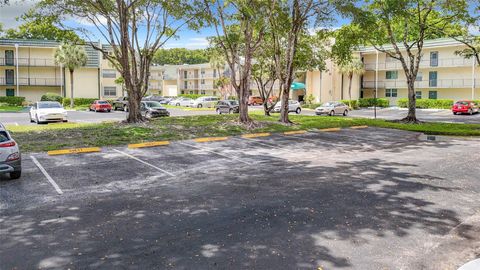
[403, 78, 418, 123]
[263, 102, 270, 116]
[348, 74, 353, 103]
[280, 83, 291, 123]
[126, 84, 144, 123]
[69, 70, 74, 108]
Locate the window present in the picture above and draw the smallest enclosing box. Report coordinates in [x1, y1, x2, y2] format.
[430, 51, 438, 67]
[201, 79, 205, 84]
[183, 71, 188, 79]
[189, 91, 193, 94]
[213, 69, 217, 78]
[386, 71, 398, 79]
[429, 71, 437, 87]
[385, 89, 398, 97]
[428, 91, 437, 99]
[5, 70, 14, 85]
[103, 86, 117, 97]
[416, 72, 423, 81]
[181, 90, 185, 94]
[6, 89, 14, 97]
[184, 81, 188, 89]
[5, 50, 14, 66]
[415, 91, 422, 99]
[102, 69, 116, 78]
[201, 90, 206, 95]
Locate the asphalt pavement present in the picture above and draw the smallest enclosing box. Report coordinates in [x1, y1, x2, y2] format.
[1, 128, 479, 269]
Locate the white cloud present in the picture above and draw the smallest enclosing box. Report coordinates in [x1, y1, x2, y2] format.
[468, 25, 479, 35]
[0, 0, 39, 29]
[164, 37, 209, 49]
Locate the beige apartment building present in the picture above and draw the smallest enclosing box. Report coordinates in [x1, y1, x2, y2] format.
[304, 38, 478, 105]
[177, 63, 225, 96]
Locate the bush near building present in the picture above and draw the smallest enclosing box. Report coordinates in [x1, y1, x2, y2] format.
[358, 98, 389, 108]
[40, 93, 63, 103]
[397, 98, 457, 109]
[0, 96, 26, 106]
[340, 100, 359, 109]
[62, 98, 98, 107]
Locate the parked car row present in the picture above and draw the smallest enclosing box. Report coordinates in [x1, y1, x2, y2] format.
[452, 100, 479, 115]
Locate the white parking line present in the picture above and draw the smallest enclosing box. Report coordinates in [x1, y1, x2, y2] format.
[113, 149, 175, 177]
[30, 156, 63, 195]
[176, 142, 251, 165]
[232, 137, 276, 148]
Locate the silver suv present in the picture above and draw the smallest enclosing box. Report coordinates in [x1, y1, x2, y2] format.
[0, 123, 21, 179]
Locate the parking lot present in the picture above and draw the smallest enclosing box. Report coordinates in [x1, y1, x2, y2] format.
[1, 127, 479, 269]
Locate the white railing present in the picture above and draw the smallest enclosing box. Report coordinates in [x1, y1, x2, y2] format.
[364, 57, 473, 70]
[362, 79, 474, 89]
[0, 57, 58, 67]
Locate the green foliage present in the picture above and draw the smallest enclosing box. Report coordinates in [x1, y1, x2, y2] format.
[397, 98, 454, 109]
[5, 11, 81, 42]
[40, 93, 63, 103]
[305, 94, 315, 105]
[178, 94, 207, 100]
[340, 100, 359, 110]
[331, 25, 365, 66]
[54, 43, 88, 72]
[153, 48, 210, 65]
[358, 98, 389, 108]
[0, 96, 25, 106]
[62, 98, 98, 107]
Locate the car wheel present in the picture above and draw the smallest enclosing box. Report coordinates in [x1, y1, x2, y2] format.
[10, 171, 21, 180]
[107, 109, 111, 113]
[30, 115, 34, 123]
[453, 112, 457, 115]
[329, 110, 335, 116]
[469, 109, 473, 115]
[295, 108, 301, 114]
[198, 104, 203, 108]
[35, 114, 42, 124]
[216, 108, 221, 114]
[63, 120, 68, 122]
[124, 105, 128, 112]
[343, 110, 348, 116]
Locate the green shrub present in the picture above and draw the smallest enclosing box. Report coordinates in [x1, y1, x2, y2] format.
[0, 96, 26, 106]
[358, 98, 389, 107]
[397, 98, 454, 109]
[340, 100, 358, 110]
[62, 98, 98, 107]
[179, 94, 206, 100]
[41, 93, 63, 103]
[398, 98, 409, 108]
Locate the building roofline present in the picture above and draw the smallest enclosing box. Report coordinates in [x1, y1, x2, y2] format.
[357, 37, 472, 53]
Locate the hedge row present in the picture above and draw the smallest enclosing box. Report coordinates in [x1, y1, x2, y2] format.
[340, 100, 359, 109]
[397, 98, 453, 109]
[0, 96, 26, 106]
[358, 98, 390, 108]
[62, 98, 98, 107]
[178, 94, 207, 100]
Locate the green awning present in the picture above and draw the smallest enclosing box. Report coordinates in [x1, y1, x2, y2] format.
[291, 82, 305, 90]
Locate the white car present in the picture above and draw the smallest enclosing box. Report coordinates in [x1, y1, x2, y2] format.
[170, 98, 193, 107]
[30, 101, 68, 124]
[273, 100, 302, 114]
[0, 123, 21, 179]
[189, 96, 220, 108]
[315, 102, 349, 116]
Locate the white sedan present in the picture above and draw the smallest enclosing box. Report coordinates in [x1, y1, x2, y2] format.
[30, 101, 68, 124]
[315, 102, 349, 116]
[273, 100, 302, 114]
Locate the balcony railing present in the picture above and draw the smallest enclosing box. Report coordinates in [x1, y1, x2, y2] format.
[0, 57, 58, 67]
[362, 79, 474, 89]
[364, 57, 473, 70]
[0, 77, 62, 86]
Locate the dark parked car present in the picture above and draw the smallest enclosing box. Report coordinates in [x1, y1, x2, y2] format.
[141, 101, 170, 118]
[215, 100, 239, 114]
[143, 95, 165, 102]
[160, 98, 174, 104]
[113, 97, 129, 111]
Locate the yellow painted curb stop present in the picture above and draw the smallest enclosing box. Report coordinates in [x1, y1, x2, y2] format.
[128, 141, 170, 149]
[194, 137, 229, 143]
[350, 125, 368, 129]
[284, 130, 307, 135]
[318, 127, 341, 132]
[48, 147, 101, 156]
[242, 133, 271, 138]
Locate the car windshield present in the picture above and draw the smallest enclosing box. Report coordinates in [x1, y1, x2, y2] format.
[145, 101, 163, 108]
[228, 100, 239, 105]
[322, 102, 335, 107]
[98, 101, 109, 104]
[456, 101, 469, 105]
[0, 131, 9, 143]
[38, 102, 62, 109]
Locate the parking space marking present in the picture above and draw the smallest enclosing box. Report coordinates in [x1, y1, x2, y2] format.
[232, 137, 277, 148]
[318, 127, 341, 132]
[284, 130, 307, 135]
[241, 133, 271, 138]
[350, 125, 368, 129]
[177, 142, 251, 165]
[48, 147, 102, 156]
[112, 149, 175, 176]
[194, 137, 229, 143]
[30, 156, 63, 195]
[128, 141, 170, 149]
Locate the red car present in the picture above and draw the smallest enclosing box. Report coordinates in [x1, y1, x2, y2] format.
[248, 96, 264, 106]
[89, 100, 112, 112]
[452, 100, 479, 115]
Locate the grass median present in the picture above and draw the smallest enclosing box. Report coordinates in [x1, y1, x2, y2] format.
[7, 114, 480, 152]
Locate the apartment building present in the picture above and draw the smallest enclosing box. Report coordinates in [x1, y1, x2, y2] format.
[177, 63, 225, 96]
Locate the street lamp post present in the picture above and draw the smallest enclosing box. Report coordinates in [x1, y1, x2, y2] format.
[15, 44, 19, 96]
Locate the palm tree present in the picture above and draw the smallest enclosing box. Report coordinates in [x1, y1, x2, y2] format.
[338, 57, 365, 106]
[54, 43, 88, 108]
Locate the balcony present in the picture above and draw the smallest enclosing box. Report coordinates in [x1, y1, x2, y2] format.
[364, 57, 473, 71]
[0, 57, 58, 67]
[362, 79, 474, 89]
[0, 77, 62, 86]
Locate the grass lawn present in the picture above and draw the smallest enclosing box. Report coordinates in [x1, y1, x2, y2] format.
[0, 106, 26, 112]
[8, 114, 480, 152]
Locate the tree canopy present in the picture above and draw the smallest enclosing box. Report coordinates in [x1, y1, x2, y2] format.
[153, 48, 210, 65]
